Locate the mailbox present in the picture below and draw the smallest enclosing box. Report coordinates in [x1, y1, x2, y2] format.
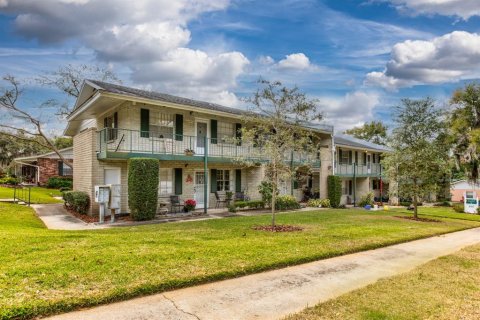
[108, 184, 121, 210]
[94, 185, 110, 203]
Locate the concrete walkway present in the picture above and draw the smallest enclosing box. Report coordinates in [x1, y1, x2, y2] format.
[46, 227, 480, 320]
[32, 204, 105, 230]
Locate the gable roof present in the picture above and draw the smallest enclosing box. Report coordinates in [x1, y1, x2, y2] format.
[14, 147, 73, 163]
[334, 134, 389, 152]
[84, 80, 248, 117]
[67, 80, 334, 135]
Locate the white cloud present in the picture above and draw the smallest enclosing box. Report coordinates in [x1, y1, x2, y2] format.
[365, 31, 480, 90]
[0, 0, 249, 104]
[318, 91, 381, 132]
[277, 53, 312, 70]
[380, 0, 480, 20]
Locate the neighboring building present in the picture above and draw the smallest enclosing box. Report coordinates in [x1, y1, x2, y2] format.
[450, 180, 480, 202]
[333, 134, 390, 205]
[65, 80, 388, 215]
[13, 147, 73, 185]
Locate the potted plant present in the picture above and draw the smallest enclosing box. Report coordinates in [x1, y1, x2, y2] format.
[184, 199, 196, 212]
[225, 191, 233, 201]
[184, 149, 195, 156]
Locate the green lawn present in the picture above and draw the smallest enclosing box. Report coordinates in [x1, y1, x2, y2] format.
[288, 243, 480, 320]
[1, 204, 480, 319]
[0, 186, 62, 204]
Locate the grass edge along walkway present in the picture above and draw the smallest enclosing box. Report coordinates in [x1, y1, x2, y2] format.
[1, 204, 480, 319]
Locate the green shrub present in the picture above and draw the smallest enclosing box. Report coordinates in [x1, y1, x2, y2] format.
[258, 181, 277, 205]
[434, 201, 451, 207]
[231, 200, 265, 210]
[338, 204, 347, 209]
[327, 175, 342, 208]
[46, 176, 73, 189]
[0, 176, 19, 185]
[228, 204, 237, 213]
[358, 192, 374, 207]
[275, 195, 301, 210]
[400, 201, 411, 207]
[63, 191, 90, 214]
[307, 198, 330, 208]
[453, 203, 464, 213]
[59, 186, 72, 192]
[128, 158, 159, 221]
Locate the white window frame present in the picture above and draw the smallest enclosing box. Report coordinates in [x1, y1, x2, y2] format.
[159, 168, 174, 195]
[216, 169, 231, 191]
[150, 112, 175, 139]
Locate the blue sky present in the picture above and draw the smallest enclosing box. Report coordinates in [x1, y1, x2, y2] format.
[1, 0, 480, 134]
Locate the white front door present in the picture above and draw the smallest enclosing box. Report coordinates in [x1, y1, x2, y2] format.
[194, 171, 206, 209]
[104, 168, 121, 185]
[195, 121, 208, 155]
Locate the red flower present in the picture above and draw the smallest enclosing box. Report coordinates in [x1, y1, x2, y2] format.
[185, 199, 196, 206]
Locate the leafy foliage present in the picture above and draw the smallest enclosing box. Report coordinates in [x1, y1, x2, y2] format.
[184, 199, 196, 211]
[239, 79, 323, 226]
[453, 203, 465, 213]
[358, 192, 374, 207]
[307, 198, 331, 208]
[383, 98, 450, 218]
[63, 191, 90, 214]
[344, 121, 388, 145]
[127, 158, 159, 221]
[46, 176, 72, 189]
[258, 180, 277, 205]
[0, 176, 19, 185]
[327, 175, 342, 208]
[275, 195, 301, 210]
[448, 83, 480, 181]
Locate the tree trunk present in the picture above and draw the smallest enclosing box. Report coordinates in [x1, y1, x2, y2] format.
[413, 195, 418, 219]
[271, 170, 277, 231]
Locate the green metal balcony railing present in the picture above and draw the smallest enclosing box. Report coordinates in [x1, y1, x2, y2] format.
[96, 128, 319, 165]
[335, 163, 383, 177]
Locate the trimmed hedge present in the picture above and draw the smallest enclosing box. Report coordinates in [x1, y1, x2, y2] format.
[232, 200, 265, 209]
[63, 191, 90, 214]
[453, 203, 464, 213]
[307, 198, 331, 208]
[46, 176, 73, 189]
[128, 158, 159, 221]
[327, 175, 342, 208]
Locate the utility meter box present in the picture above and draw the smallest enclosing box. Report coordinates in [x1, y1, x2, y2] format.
[94, 185, 110, 203]
[108, 184, 121, 209]
[464, 191, 479, 214]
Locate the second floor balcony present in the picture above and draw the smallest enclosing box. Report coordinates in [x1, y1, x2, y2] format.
[97, 128, 320, 166]
[335, 163, 383, 177]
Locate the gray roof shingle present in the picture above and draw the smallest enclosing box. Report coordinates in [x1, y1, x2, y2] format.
[334, 134, 389, 152]
[84, 80, 334, 133]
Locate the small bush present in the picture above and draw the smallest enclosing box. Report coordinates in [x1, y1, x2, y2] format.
[358, 192, 374, 207]
[231, 200, 265, 210]
[63, 191, 90, 214]
[228, 204, 237, 213]
[128, 158, 159, 221]
[434, 201, 451, 207]
[327, 175, 342, 208]
[275, 195, 301, 210]
[46, 176, 73, 189]
[338, 204, 347, 209]
[258, 181, 277, 205]
[453, 203, 464, 213]
[307, 198, 330, 208]
[0, 176, 19, 185]
[59, 186, 72, 192]
[184, 199, 196, 211]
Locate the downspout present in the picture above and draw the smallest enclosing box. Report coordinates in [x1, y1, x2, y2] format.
[331, 134, 335, 175]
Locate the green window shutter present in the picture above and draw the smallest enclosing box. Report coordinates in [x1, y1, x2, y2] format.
[355, 151, 358, 163]
[235, 123, 242, 146]
[363, 152, 367, 164]
[113, 112, 118, 139]
[174, 168, 183, 195]
[175, 114, 183, 141]
[308, 176, 313, 188]
[211, 119, 218, 144]
[210, 169, 217, 193]
[348, 150, 352, 164]
[58, 161, 63, 176]
[235, 169, 241, 192]
[140, 109, 149, 138]
[339, 149, 343, 163]
[293, 179, 299, 189]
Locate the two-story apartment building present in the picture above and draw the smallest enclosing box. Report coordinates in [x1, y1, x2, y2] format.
[65, 80, 335, 215]
[333, 134, 390, 205]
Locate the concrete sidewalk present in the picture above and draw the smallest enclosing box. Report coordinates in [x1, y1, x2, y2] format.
[32, 204, 105, 230]
[46, 227, 480, 320]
